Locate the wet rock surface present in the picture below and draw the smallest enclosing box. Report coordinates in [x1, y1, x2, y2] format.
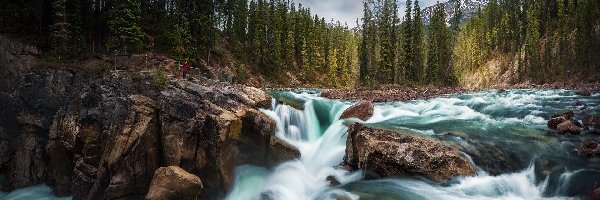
[145, 166, 203, 200]
[344, 123, 476, 182]
[576, 140, 600, 157]
[547, 111, 584, 135]
[339, 100, 373, 121]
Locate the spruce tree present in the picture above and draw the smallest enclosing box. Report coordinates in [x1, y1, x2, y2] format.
[402, 0, 413, 82]
[108, 0, 144, 53]
[412, 0, 424, 83]
[451, 0, 462, 33]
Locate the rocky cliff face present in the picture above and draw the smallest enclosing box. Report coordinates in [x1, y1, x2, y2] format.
[0, 37, 299, 199]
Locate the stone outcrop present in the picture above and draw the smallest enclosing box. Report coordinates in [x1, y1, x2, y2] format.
[344, 123, 476, 182]
[0, 69, 73, 191]
[145, 166, 203, 200]
[0, 67, 298, 199]
[0, 35, 40, 94]
[340, 100, 374, 121]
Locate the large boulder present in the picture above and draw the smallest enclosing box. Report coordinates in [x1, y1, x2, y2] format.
[340, 101, 374, 121]
[344, 123, 475, 182]
[145, 166, 203, 200]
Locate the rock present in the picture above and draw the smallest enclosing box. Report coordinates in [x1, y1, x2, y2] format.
[145, 166, 203, 200]
[1, 69, 73, 191]
[0, 140, 9, 169]
[498, 88, 506, 93]
[344, 123, 475, 182]
[0, 65, 297, 199]
[326, 176, 341, 187]
[270, 91, 306, 110]
[0, 35, 40, 94]
[584, 114, 600, 129]
[557, 120, 582, 135]
[575, 90, 592, 96]
[591, 186, 600, 200]
[547, 111, 575, 130]
[576, 140, 600, 157]
[340, 101, 374, 121]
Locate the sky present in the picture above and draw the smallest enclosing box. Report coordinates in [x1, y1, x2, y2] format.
[295, 0, 443, 27]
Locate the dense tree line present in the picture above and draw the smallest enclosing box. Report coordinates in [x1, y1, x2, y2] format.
[359, 0, 459, 86]
[1, 0, 359, 87]
[453, 0, 600, 83]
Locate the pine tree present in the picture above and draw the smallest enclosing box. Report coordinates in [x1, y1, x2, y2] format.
[412, 0, 424, 83]
[359, 0, 373, 85]
[451, 0, 462, 33]
[402, 0, 413, 82]
[50, 0, 72, 58]
[427, 2, 453, 85]
[108, 0, 144, 53]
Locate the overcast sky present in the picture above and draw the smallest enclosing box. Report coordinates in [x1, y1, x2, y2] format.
[294, 0, 442, 27]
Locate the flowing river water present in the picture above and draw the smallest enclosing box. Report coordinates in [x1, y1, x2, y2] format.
[225, 89, 600, 200]
[1, 89, 599, 200]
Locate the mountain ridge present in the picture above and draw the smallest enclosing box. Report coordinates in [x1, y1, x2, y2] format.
[421, 0, 487, 25]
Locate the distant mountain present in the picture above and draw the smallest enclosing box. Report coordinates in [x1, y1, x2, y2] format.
[421, 0, 487, 25]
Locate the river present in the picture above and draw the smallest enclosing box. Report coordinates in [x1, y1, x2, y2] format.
[225, 89, 600, 200]
[2, 89, 599, 200]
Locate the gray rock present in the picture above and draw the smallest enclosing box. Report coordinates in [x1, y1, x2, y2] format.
[344, 123, 476, 182]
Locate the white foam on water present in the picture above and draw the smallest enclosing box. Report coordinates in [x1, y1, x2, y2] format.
[226, 89, 597, 200]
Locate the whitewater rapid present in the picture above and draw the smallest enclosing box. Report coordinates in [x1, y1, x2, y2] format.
[225, 89, 600, 200]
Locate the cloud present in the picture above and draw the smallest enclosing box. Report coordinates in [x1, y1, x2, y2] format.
[294, 0, 443, 27]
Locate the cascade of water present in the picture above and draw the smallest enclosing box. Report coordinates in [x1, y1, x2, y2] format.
[226, 89, 600, 200]
[226, 92, 360, 200]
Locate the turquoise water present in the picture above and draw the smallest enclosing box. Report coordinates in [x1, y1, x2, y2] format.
[227, 89, 600, 200]
[0, 175, 70, 200]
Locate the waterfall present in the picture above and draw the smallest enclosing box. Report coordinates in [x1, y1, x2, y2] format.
[226, 89, 600, 200]
[226, 92, 361, 200]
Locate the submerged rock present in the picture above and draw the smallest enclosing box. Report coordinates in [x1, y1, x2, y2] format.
[575, 90, 592, 96]
[344, 123, 476, 182]
[576, 140, 600, 157]
[340, 100, 374, 121]
[145, 166, 203, 200]
[584, 115, 600, 134]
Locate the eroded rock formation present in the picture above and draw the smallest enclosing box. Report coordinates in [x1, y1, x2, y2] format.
[343, 123, 475, 182]
[0, 69, 298, 199]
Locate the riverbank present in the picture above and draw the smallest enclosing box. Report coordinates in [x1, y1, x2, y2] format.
[320, 83, 600, 102]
